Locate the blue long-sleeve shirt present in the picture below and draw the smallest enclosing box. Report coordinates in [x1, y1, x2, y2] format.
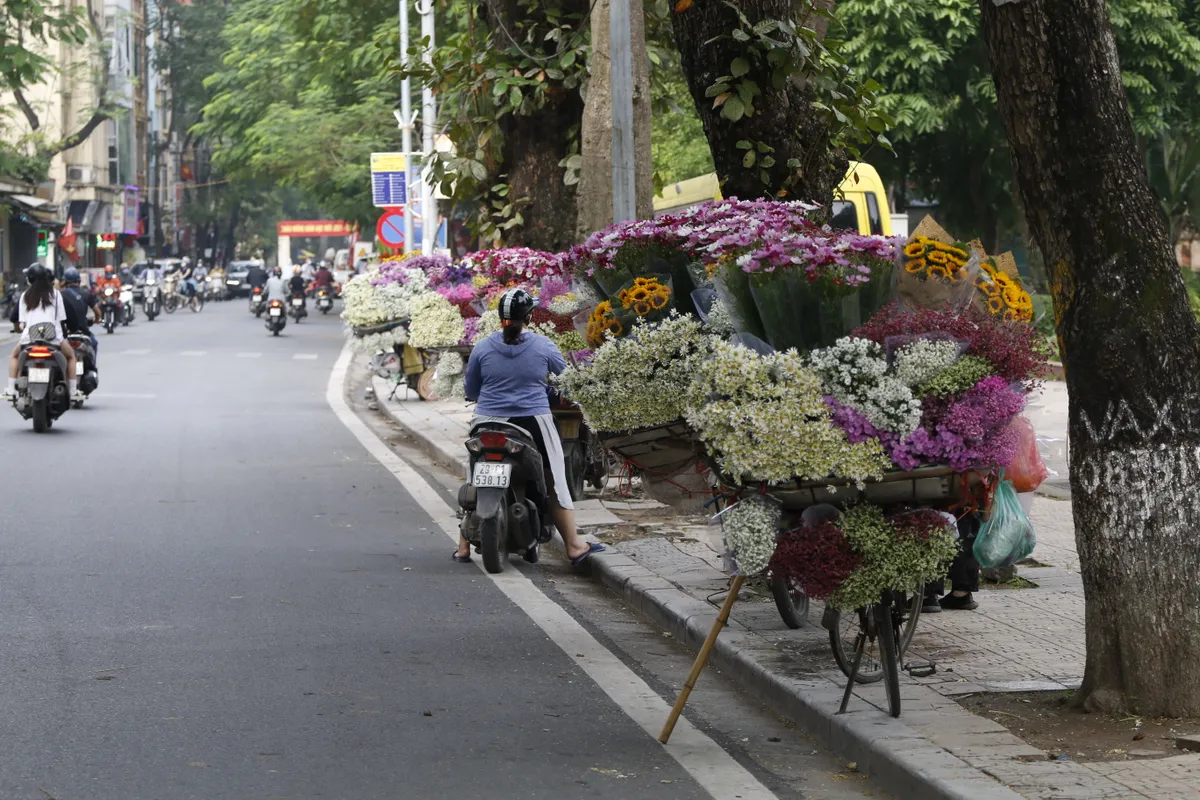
[464, 331, 566, 417]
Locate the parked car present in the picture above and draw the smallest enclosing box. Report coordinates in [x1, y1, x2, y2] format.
[224, 259, 263, 297]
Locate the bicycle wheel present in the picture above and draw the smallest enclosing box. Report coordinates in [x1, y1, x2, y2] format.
[874, 597, 902, 717]
[829, 589, 922, 682]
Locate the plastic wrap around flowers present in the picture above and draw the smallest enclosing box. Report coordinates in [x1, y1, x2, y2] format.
[976, 258, 1033, 322]
[720, 497, 780, 576]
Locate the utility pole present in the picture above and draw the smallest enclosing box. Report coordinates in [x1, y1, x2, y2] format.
[398, 0, 415, 254]
[609, 0, 636, 224]
[419, 0, 438, 254]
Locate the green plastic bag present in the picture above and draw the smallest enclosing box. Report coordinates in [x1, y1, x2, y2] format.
[974, 476, 1036, 569]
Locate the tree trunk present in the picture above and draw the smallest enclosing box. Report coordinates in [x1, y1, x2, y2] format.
[670, 0, 845, 206]
[980, 0, 1200, 715]
[575, 0, 654, 240]
[487, 0, 587, 252]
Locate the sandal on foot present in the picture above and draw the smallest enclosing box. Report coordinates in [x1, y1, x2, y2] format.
[452, 551, 472, 564]
[569, 542, 606, 567]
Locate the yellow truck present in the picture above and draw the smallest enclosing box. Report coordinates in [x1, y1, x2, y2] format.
[653, 162, 894, 237]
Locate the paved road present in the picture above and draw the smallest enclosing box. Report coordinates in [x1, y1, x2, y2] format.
[0, 301, 881, 799]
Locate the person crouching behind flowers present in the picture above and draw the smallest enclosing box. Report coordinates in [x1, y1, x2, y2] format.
[457, 288, 605, 567]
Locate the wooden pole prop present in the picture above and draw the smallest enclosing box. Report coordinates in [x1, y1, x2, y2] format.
[658, 574, 746, 744]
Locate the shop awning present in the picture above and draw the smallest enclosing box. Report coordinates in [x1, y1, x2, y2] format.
[4, 193, 58, 225]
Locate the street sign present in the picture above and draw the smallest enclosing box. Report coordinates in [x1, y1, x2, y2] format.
[36, 231, 49, 258]
[371, 153, 408, 208]
[376, 209, 406, 248]
[276, 220, 354, 237]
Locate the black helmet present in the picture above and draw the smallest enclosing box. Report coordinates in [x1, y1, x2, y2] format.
[63, 267, 81, 284]
[498, 288, 536, 323]
[273, 266, 283, 276]
[24, 263, 51, 283]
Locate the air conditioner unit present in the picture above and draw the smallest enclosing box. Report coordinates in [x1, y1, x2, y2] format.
[66, 166, 92, 183]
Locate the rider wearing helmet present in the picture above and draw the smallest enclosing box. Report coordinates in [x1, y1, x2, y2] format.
[180, 257, 196, 298]
[288, 265, 307, 297]
[5, 264, 78, 400]
[457, 288, 602, 566]
[265, 266, 287, 302]
[96, 265, 123, 294]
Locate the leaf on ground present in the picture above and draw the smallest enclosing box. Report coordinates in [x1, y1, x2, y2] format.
[674, 0, 693, 10]
[95, 676, 116, 681]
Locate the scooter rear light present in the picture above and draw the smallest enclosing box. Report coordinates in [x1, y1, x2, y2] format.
[478, 432, 508, 449]
[504, 439, 525, 454]
[466, 439, 482, 453]
[28, 347, 53, 359]
[484, 452, 505, 462]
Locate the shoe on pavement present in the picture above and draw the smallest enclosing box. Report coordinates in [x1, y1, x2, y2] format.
[921, 601, 942, 614]
[0, 389, 14, 401]
[939, 592, 978, 611]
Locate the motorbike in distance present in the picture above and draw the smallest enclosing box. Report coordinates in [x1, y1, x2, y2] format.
[456, 421, 556, 573]
[11, 322, 70, 432]
[120, 285, 135, 326]
[66, 332, 98, 407]
[316, 286, 335, 314]
[250, 286, 266, 317]
[265, 298, 287, 336]
[143, 277, 162, 320]
[287, 292, 307, 323]
[163, 274, 180, 314]
[100, 287, 120, 333]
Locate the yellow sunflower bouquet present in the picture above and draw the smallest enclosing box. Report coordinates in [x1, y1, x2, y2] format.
[614, 274, 673, 322]
[975, 256, 1033, 322]
[895, 217, 982, 311]
[579, 300, 626, 348]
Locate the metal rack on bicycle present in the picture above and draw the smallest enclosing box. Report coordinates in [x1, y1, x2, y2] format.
[696, 455, 992, 720]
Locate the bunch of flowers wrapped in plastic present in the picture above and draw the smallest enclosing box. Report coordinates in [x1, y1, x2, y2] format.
[555, 313, 714, 432]
[407, 293, 466, 349]
[721, 498, 781, 576]
[463, 248, 565, 283]
[976, 259, 1034, 322]
[809, 337, 923, 438]
[583, 301, 624, 348]
[825, 506, 959, 611]
[686, 341, 891, 483]
[769, 518, 862, 600]
[432, 352, 466, 400]
[903, 235, 971, 281]
[616, 275, 672, 319]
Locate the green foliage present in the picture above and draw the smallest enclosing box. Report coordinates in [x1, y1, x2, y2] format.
[1145, 132, 1200, 241]
[649, 43, 713, 188]
[694, 0, 892, 191]
[381, 0, 588, 245]
[839, 0, 1200, 245]
[0, 0, 89, 96]
[198, 0, 401, 229]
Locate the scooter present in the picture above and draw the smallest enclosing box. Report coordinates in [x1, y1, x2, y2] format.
[456, 421, 556, 573]
[265, 298, 287, 336]
[120, 286, 135, 326]
[100, 287, 119, 334]
[66, 332, 98, 407]
[316, 286, 335, 314]
[287, 292, 307, 322]
[12, 323, 70, 432]
[143, 279, 161, 320]
[250, 287, 266, 317]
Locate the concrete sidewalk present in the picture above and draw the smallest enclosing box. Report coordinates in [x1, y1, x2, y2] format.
[370, 376, 1193, 800]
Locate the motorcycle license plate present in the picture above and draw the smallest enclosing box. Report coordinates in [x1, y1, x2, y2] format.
[269, 308, 282, 317]
[120, 292, 133, 302]
[472, 462, 512, 488]
[292, 298, 303, 306]
[28, 367, 50, 384]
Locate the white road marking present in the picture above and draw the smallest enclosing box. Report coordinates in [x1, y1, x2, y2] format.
[180, 350, 207, 357]
[120, 349, 150, 355]
[236, 352, 262, 358]
[293, 354, 318, 360]
[326, 345, 777, 800]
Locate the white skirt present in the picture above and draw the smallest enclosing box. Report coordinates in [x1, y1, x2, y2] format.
[471, 414, 574, 510]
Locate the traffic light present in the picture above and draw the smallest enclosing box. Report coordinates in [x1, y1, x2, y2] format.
[36, 230, 48, 258]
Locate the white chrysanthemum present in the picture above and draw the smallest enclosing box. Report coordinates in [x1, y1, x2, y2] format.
[554, 313, 715, 432]
[810, 337, 922, 438]
[722, 498, 780, 575]
[686, 341, 889, 483]
[407, 293, 465, 349]
[472, 309, 502, 343]
[893, 338, 961, 388]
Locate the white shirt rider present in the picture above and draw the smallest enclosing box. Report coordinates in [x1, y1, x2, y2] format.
[265, 274, 287, 301]
[18, 289, 66, 344]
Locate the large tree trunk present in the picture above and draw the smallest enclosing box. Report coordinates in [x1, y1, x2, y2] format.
[487, 0, 587, 252]
[575, 0, 654, 240]
[980, 0, 1200, 715]
[670, 0, 845, 206]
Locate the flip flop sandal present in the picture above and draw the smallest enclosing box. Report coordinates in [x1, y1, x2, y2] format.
[569, 542, 606, 568]
[452, 552, 472, 563]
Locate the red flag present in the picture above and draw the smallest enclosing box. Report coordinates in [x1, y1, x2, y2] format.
[59, 217, 78, 260]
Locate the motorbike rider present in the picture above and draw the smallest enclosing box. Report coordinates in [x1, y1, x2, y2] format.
[180, 257, 196, 298]
[246, 262, 269, 292]
[312, 261, 335, 290]
[457, 288, 602, 566]
[61, 268, 101, 372]
[300, 258, 316, 283]
[288, 265, 307, 297]
[4, 264, 77, 401]
[265, 266, 287, 302]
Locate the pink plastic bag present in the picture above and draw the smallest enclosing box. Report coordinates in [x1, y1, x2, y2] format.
[1007, 416, 1049, 493]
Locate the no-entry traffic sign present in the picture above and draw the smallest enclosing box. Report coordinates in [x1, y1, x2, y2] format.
[376, 209, 405, 248]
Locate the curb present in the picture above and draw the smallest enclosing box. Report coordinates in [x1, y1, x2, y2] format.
[368, 376, 1025, 800]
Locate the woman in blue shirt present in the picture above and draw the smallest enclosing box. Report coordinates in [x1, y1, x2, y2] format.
[458, 288, 603, 566]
